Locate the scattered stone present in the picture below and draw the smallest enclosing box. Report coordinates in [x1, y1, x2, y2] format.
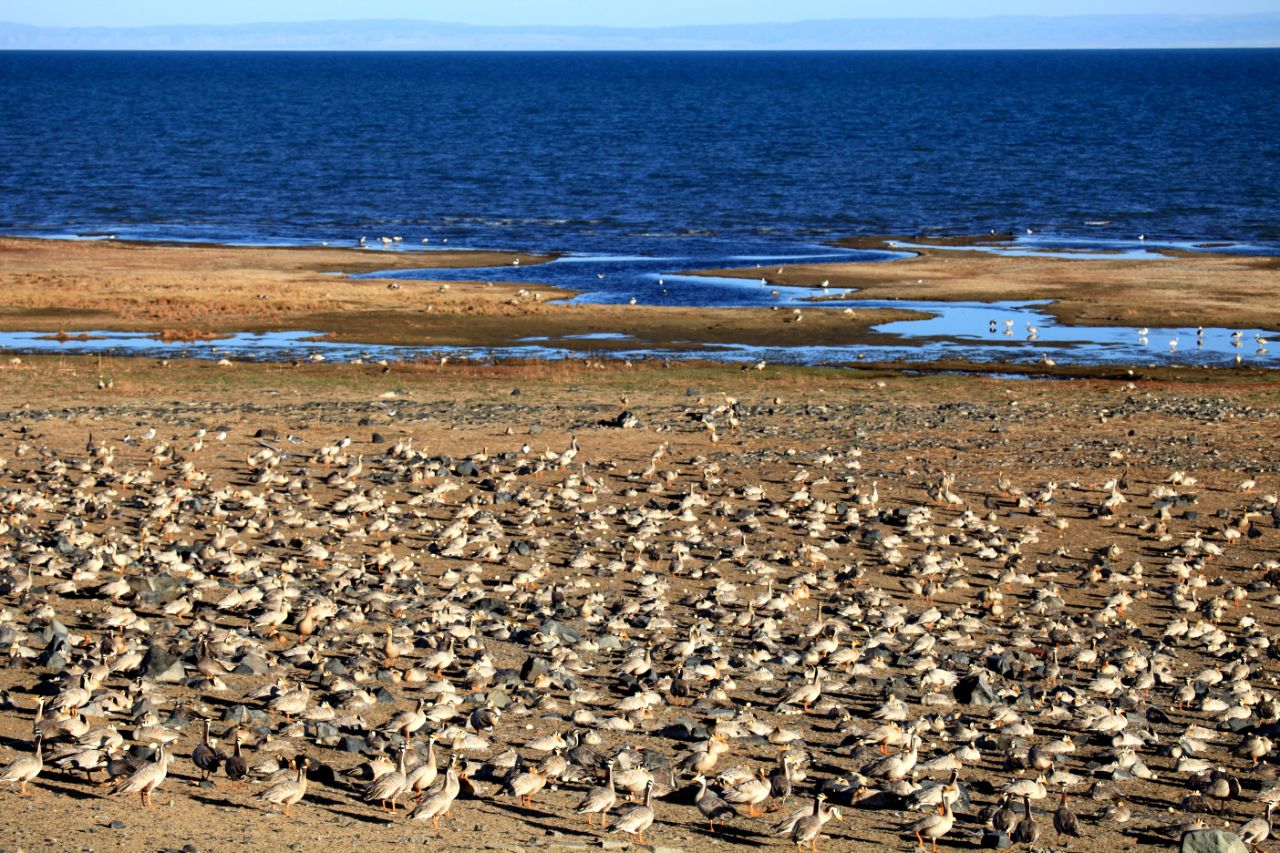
[1180, 829, 1248, 853]
[954, 673, 998, 706]
[980, 830, 1011, 849]
[539, 619, 581, 644]
[141, 644, 185, 683]
[600, 410, 640, 429]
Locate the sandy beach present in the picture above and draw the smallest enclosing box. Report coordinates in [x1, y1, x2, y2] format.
[698, 238, 1280, 333]
[3, 237, 1277, 361]
[0, 238, 925, 352]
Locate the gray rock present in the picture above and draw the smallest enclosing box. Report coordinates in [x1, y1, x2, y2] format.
[980, 830, 1011, 849]
[339, 735, 368, 754]
[309, 721, 342, 746]
[142, 644, 186, 683]
[220, 704, 266, 724]
[234, 653, 272, 675]
[539, 619, 580, 644]
[954, 673, 998, 706]
[40, 651, 68, 672]
[1181, 829, 1249, 853]
[521, 656, 550, 680]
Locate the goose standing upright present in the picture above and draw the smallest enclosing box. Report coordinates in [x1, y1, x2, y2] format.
[0, 735, 43, 796]
[191, 719, 219, 783]
[224, 734, 248, 782]
[694, 774, 736, 833]
[904, 794, 955, 853]
[610, 778, 656, 844]
[574, 758, 617, 826]
[792, 792, 842, 851]
[365, 742, 411, 812]
[110, 741, 170, 809]
[408, 755, 461, 829]
[259, 756, 309, 817]
[1053, 787, 1082, 843]
[1013, 794, 1040, 845]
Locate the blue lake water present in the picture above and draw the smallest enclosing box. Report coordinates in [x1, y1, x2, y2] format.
[0, 50, 1277, 366]
[3, 50, 1277, 251]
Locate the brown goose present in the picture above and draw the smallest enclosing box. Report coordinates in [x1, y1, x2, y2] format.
[990, 793, 1017, 835]
[1053, 788, 1082, 843]
[1239, 801, 1274, 848]
[110, 741, 171, 809]
[1012, 794, 1040, 846]
[259, 756, 309, 817]
[609, 778, 655, 845]
[0, 735, 43, 796]
[364, 742, 410, 812]
[791, 792, 842, 852]
[191, 719, 219, 783]
[768, 753, 795, 809]
[904, 795, 954, 853]
[224, 734, 249, 782]
[406, 735, 439, 798]
[501, 765, 547, 809]
[723, 767, 772, 816]
[574, 758, 617, 826]
[694, 774, 736, 833]
[408, 755, 461, 829]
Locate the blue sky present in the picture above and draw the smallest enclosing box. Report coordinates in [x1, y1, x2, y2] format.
[4, 0, 1279, 27]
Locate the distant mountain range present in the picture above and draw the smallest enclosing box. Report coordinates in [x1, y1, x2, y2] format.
[2, 14, 1279, 51]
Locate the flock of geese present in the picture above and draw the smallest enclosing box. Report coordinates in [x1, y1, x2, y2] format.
[0, 398, 1278, 851]
[985, 319, 1272, 362]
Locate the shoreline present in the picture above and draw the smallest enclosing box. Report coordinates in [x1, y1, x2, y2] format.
[1, 235, 1277, 365]
[691, 235, 1280, 333]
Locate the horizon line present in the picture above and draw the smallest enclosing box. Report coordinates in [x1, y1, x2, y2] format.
[5, 13, 1278, 52]
[6, 11, 1280, 27]
[4, 45, 1280, 52]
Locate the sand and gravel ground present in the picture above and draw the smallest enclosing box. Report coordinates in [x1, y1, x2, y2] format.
[0, 358, 1278, 852]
